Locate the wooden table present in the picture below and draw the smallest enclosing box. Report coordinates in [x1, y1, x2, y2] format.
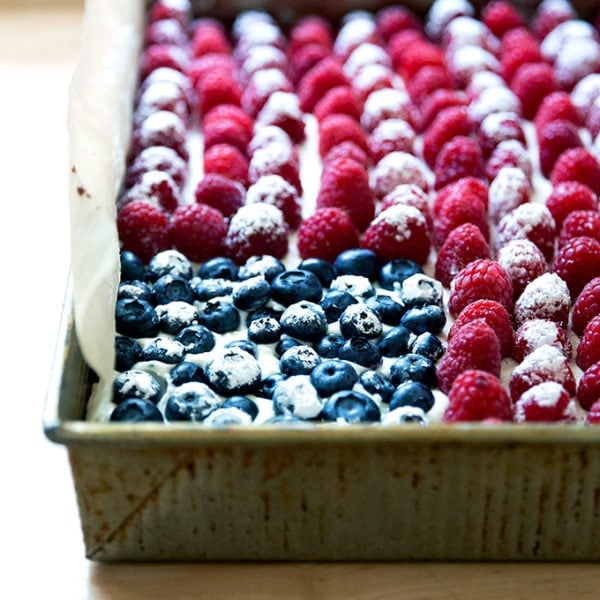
[4, 1, 598, 597]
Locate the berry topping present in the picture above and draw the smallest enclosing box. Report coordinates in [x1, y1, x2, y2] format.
[577, 315, 600, 371]
[298, 57, 349, 112]
[246, 175, 302, 230]
[572, 277, 600, 335]
[512, 319, 572, 363]
[496, 238, 549, 299]
[318, 113, 369, 158]
[433, 136, 486, 190]
[553, 236, 600, 298]
[370, 151, 431, 199]
[488, 167, 531, 225]
[320, 390, 381, 423]
[194, 174, 244, 219]
[537, 119, 583, 178]
[545, 182, 599, 230]
[514, 272, 571, 327]
[422, 106, 474, 168]
[514, 382, 575, 423]
[117, 200, 169, 263]
[577, 361, 600, 411]
[314, 85, 362, 123]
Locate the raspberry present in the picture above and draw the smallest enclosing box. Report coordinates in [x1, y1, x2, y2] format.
[241, 69, 293, 117]
[467, 85, 522, 127]
[397, 39, 446, 80]
[370, 151, 430, 200]
[255, 91, 306, 144]
[186, 54, 237, 89]
[442, 16, 500, 55]
[448, 259, 513, 317]
[360, 88, 413, 133]
[288, 15, 333, 55]
[488, 167, 531, 224]
[167, 203, 227, 262]
[333, 15, 379, 60]
[558, 210, 600, 248]
[485, 140, 532, 182]
[360, 204, 432, 264]
[130, 110, 189, 161]
[289, 43, 331, 84]
[297, 207, 360, 262]
[509, 344, 576, 402]
[298, 57, 349, 113]
[406, 65, 453, 106]
[554, 236, 600, 299]
[313, 86, 362, 123]
[322, 141, 370, 169]
[432, 177, 489, 217]
[532, 0, 576, 40]
[117, 200, 170, 263]
[478, 112, 526, 160]
[248, 142, 302, 195]
[125, 145, 187, 189]
[448, 46, 501, 89]
[510, 62, 559, 120]
[247, 125, 294, 155]
[317, 157, 375, 231]
[418, 89, 467, 132]
[545, 181, 599, 229]
[225, 203, 289, 264]
[190, 21, 230, 57]
[437, 320, 502, 394]
[145, 18, 188, 49]
[387, 29, 425, 70]
[139, 44, 188, 82]
[585, 98, 600, 138]
[587, 399, 600, 424]
[481, 1, 525, 38]
[376, 5, 421, 42]
[194, 70, 242, 117]
[245, 174, 302, 230]
[368, 119, 416, 163]
[148, 0, 191, 26]
[435, 223, 492, 288]
[202, 115, 252, 155]
[550, 148, 600, 197]
[422, 106, 474, 168]
[537, 119, 584, 178]
[433, 136, 486, 191]
[194, 174, 244, 218]
[318, 113, 368, 158]
[444, 369, 512, 422]
[134, 78, 190, 126]
[577, 361, 600, 411]
[379, 184, 431, 224]
[203, 143, 248, 185]
[239, 45, 288, 85]
[425, 0, 475, 42]
[555, 39, 600, 92]
[203, 103, 254, 144]
[514, 382, 575, 423]
[496, 239, 549, 299]
[571, 73, 600, 120]
[578, 315, 600, 370]
[572, 277, 600, 335]
[351, 64, 396, 105]
[534, 91, 582, 133]
[449, 299, 514, 358]
[512, 319, 572, 363]
[343, 43, 391, 80]
[513, 272, 571, 328]
[499, 28, 543, 83]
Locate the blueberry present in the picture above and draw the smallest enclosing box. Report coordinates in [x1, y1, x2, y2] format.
[400, 304, 446, 335]
[169, 361, 206, 386]
[320, 390, 381, 423]
[193, 278, 233, 301]
[248, 316, 282, 344]
[280, 345, 322, 375]
[271, 269, 323, 305]
[378, 325, 414, 357]
[198, 256, 239, 280]
[411, 332, 445, 361]
[153, 274, 195, 304]
[225, 339, 258, 358]
[118, 280, 153, 302]
[175, 324, 216, 354]
[246, 306, 282, 326]
[115, 298, 158, 337]
[156, 301, 199, 335]
[280, 301, 328, 342]
[147, 249, 193, 281]
[238, 255, 285, 281]
[365, 294, 404, 325]
[275, 336, 302, 357]
[339, 304, 383, 339]
[314, 333, 345, 358]
[232, 275, 271, 311]
[272, 375, 323, 419]
[198, 299, 240, 333]
[115, 336, 142, 371]
[259, 373, 287, 399]
[310, 359, 358, 396]
[338, 336, 382, 369]
[381, 406, 428, 426]
[205, 347, 262, 396]
[298, 257, 335, 287]
[389, 381, 435, 412]
[141, 338, 186, 364]
[263, 414, 308, 426]
[401, 274, 443, 308]
[333, 248, 380, 279]
[389, 353, 437, 387]
[203, 406, 253, 426]
[113, 369, 163, 404]
[320, 289, 359, 323]
[222, 395, 259, 420]
[110, 398, 163, 422]
[358, 370, 395, 403]
[120, 250, 145, 281]
[378, 258, 423, 290]
[164, 381, 222, 421]
[329, 275, 375, 300]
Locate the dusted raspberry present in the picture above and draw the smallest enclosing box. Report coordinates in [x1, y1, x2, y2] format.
[489, 167, 531, 225]
[448, 259, 513, 317]
[194, 70, 242, 117]
[203, 143, 248, 185]
[313, 86, 362, 123]
[398, 39, 446, 80]
[587, 399, 600, 424]
[376, 5, 421, 42]
[255, 91, 306, 144]
[435, 223, 492, 288]
[553, 236, 600, 298]
[317, 156, 375, 231]
[513, 319, 572, 363]
[496, 239, 549, 299]
[360, 88, 412, 133]
[288, 15, 333, 55]
[571, 73, 600, 121]
[186, 54, 237, 89]
[441, 15, 500, 55]
[194, 174, 244, 218]
[425, 0, 475, 42]
[225, 203, 289, 264]
[448, 299, 513, 358]
[247, 124, 294, 155]
[120, 170, 181, 213]
[248, 142, 302, 195]
[550, 148, 600, 197]
[486, 140, 533, 182]
[559, 210, 600, 248]
[447, 46, 501, 90]
[235, 23, 285, 61]
[406, 65, 453, 106]
[534, 91, 582, 133]
[241, 69, 294, 117]
[437, 320, 502, 393]
[289, 43, 332, 84]
[130, 110, 188, 161]
[433, 136, 486, 191]
[538, 119, 584, 178]
[245, 174, 302, 230]
[360, 204, 431, 264]
[572, 277, 600, 335]
[443, 370, 513, 423]
[168, 203, 227, 262]
[368, 119, 416, 163]
[545, 181, 599, 229]
[467, 85, 522, 127]
[432, 176, 489, 217]
[578, 315, 600, 370]
[333, 14, 379, 61]
[134, 79, 190, 126]
[343, 43, 391, 80]
[318, 113, 369, 158]
[298, 57, 349, 113]
[144, 18, 188, 48]
[585, 99, 600, 138]
[297, 207, 360, 262]
[513, 272, 571, 328]
[148, 0, 191, 26]
[422, 106, 474, 168]
[370, 151, 431, 199]
[555, 39, 600, 92]
[514, 382, 575, 423]
[125, 145, 187, 189]
[239, 45, 289, 85]
[510, 344, 576, 402]
[510, 62, 559, 120]
[387, 29, 425, 70]
[499, 28, 543, 83]
[379, 184, 431, 222]
[117, 200, 170, 263]
[202, 114, 252, 155]
[190, 22, 230, 57]
[323, 141, 370, 169]
[578, 361, 600, 411]
[418, 89, 467, 132]
[481, 1, 525, 38]
[351, 64, 396, 105]
[532, 0, 576, 39]
[478, 112, 526, 159]
[139, 44, 188, 82]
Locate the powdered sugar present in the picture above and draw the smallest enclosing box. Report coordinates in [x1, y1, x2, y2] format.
[370, 151, 431, 198]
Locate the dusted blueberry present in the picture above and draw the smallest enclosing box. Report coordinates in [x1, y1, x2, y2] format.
[259, 373, 287, 399]
[389, 381, 435, 412]
[205, 347, 262, 396]
[198, 299, 240, 333]
[272, 375, 323, 419]
[401, 274, 443, 308]
[198, 256, 239, 280]
[120, 250, 145, 281]
[164, 381, 222, 421]
[175, 324, 216, 353]
[225, 338, 258, 358]
[110, 398, 163, 422]
[378, 325, 413, 357]
[339, 304, 383, 339]
[320, 390, 381, 423]
[389, 353, 437, 387]
[115, 336, 142, 371]
[169, 361, 206, 386]
[280, 345, 322, 375]
[329, 275, 375, 300]
[314, 333, 345, 358]
[156, 301, 199, 334]
[222, 395, 259, 420]
[275, 336, 302, 357]
[411, 332, 445, 361]
[271, 269, 323, 305]
[248, 316, 282, 344]
[320, 289, 359, 323]
[298, 257, 335, 287]
[239, 255, 285, 281]
[204, 406, 253, 426]
[338, 336, 382, 369]
[153, 274, 195, 304]
[116, 298, 158, 337]
[141, 337, 186, 364]
[232, 275, 271, 311]
[193, 278, 233, 301]
[400, 305, 446, 335]
[333, 248, 380, 279]
[118, 280, 153, 302]
[310, 359, 358, 396]
[358, 370, 395, 403]
[379, 258, 423, 290]
[382, 406, 428, 426]
[113, 369, 163, 405]
[366, 294, 404, 325]
[147, 249, 193, 281]
[246, 306, 283, 326]
[280, 301, 328, 342]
